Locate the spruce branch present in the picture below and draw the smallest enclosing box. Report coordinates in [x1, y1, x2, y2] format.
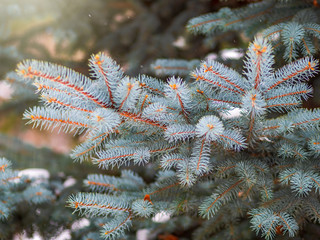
[17, 36, 320, 239]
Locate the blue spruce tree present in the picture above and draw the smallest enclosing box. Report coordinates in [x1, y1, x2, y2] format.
[6, 0, 320, 239]
[187, 0, 320, 62]
[0, 157, 55, 239]
[15, 36, 320, 239]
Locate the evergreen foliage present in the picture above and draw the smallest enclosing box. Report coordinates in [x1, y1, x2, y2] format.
[15, 32, 320, 239]
[0, 157, 53, 213]
[0, 157, 54, 238]
[187, 0, 320, 62]
[1, 0, 319, 239]
[0, 152, 105, 239]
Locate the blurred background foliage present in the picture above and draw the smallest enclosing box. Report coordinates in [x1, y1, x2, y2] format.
[0, 0, 319, 239]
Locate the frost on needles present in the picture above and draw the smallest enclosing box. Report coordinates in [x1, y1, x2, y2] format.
[16, 37, 320, 239]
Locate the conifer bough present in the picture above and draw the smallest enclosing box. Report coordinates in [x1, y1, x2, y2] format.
[187, 0, 320, 62]
[17, 37, 320, 239]
[0, 157, 54, 222]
